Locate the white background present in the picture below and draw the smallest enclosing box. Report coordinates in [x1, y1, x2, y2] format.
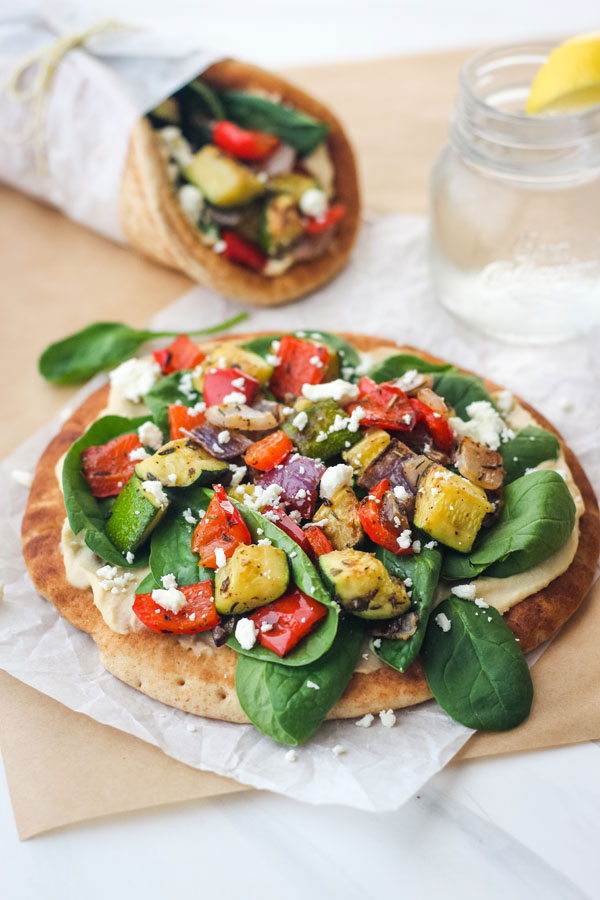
[1, 1, 600, 898]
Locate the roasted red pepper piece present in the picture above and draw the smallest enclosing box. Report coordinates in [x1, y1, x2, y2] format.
[409, 398, 455, 455]
[168, 403, 206, 440]
[303, 203, 346, 234]
[304, 524, 334, 560]
[268, 335, 330, 401]
[260, 505, 313, 555]
[153, 334, 205, 375]
[221, 231, 267, 272]
[357, 478, 413, 555]
[191, 484, 251, 569]
[81, 432, 143, 498]
[249, 588, 327, 657]
[347, 376, 417, 431]
[203, 366, 259, 407]
[213, 120, 280, 161]
[133, 581, 220, 634]
[244, 430, 294, 471]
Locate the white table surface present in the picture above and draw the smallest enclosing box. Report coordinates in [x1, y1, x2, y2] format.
[2, 1, 599, 897]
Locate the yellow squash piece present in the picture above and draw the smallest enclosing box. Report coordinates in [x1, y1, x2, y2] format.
[194, 343, 274, 392]
[414, 464, 492, 553]
[185, 145, 266, 207]
[214, 544, 289, 615]
[343, 429, 391, 476]
[319, 549, 410, 619]
[135, 438, 228, 487]
[313, 486, 363, 550]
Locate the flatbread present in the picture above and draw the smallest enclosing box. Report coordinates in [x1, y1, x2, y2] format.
[22, 334, 600, 724]
[119, 59, 361, 307]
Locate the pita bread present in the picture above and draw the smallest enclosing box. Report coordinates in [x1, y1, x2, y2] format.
[119, 59, 361, 307]
[22, 334, 600, 724]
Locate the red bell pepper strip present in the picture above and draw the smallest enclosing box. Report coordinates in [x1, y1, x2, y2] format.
[168, 403, 206, 440]
[357, 478, 413, 555]
[268, 335, 330, 401]
[213, 120, 280, 161]
[221, 231, 267, 272]
[409, 398, 455, 455]
[260, 506, 313, 556]
[303, 524, 334, 560]
[153, 334, 205, 375]
[347, 376, 417, 431]
[249, 588, 327, 657]
[244, 431, 294, 471]
[191, 485, 251, 569]
[133, 581, 220, 635]
[203, 366, 260, 407]
[303, 203, 346, 235]
[81, 432, 144, 498]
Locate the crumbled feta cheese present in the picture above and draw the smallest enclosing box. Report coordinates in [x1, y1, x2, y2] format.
[129, 446, 149, 461]
[331, 744, 346, 757]
[141, 480, 168, 508]
[266, 353, 281, 367]
[217, 429, 230, 445]
[167, 473, 177, 484]
[213, 239, 226, 254]
[229, 464, 247, 487]
[397, 529, 412, 550]
[151, 586, 187, 612]
[315, 431, 328, 442]
[183, 508, 197, 525]
[372, 638, 382, 649]
[393, 484, 409, 502]
[138, 421, 164, 451]
[211, 443, 224, 455]
[435, 612, 452, 632]
[214, 547, 227, 569]
[559, 397, 574, 412]
[393, 369, 422, 392]
[177, 183, 203, 223]
[309, 354, 324, 368]
[231, 377, 246, 390]
[285, 749, 298, 762]
[449, 400, 514, 451]
[379, 709, 396, 728]
[189, 401, 206, 415]
[235, 617, 258, 650]
[451, 583, 476, 600]
[257, 538, 272, 546]
[260, 622, 274, 633]
[125, 551, 135, 564]
[403, 577, 413, 588]
[161, 573, 177, 590]
[179, 371, 198, 400]
[109, 358, 161, 403]
[306, 680, 320, 690]
[495, 390, 514, 415]
[424, 540, 438, 550]
[299, 187, 327, 217]
[186, 721, 197, 732]
[11, 469, 33, 488]
[292, 410, 309, 431]
[301, 379, 359, 406]
[320, 464, 354, 500]
[412, 540, 421, 553]
[347, 406, 365, 433]
[222, 391, 247, 405]
[355, 713, 375, 728]
[243, 483, 284, 511]
[96, 564, 137, 594]
[475, 597, 489, 609]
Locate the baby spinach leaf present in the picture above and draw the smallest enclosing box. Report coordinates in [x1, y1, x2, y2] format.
[38, 313, 248, 384]
[500, 426, 560, 483]
[242, 330, 360, 370]
[432, 371, 495, 419]
[367, 353, 454, 383]
[188, 78, 226, 120]
[373, 541, 442, 673]
[221, 92, 329, 157]
[442, 470, 576, 581]
[235, 616, 364, 745]
[421, 595, 533, 731]
[144, 370, 200, 436]
[149, 489, 213, 588]
[136, 572, 160, 595]
[62, 414, 151, 568]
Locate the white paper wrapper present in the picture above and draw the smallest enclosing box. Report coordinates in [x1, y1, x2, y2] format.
[1, 213, 598, 812]
[0, 9, 221, 240]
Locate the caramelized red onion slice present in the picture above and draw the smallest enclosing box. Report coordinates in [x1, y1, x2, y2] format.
[256, 454, 325, 519]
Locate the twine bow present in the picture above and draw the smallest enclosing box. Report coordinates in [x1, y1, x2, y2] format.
[3, 18, 131, 175]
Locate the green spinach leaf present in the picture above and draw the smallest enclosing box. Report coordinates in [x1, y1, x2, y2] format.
[62, 414, 151, 568]
[149, 486, 213, 588]
[235, 617, 364, 745]
[442, 470, 576, 580]
[144, 370, 200, 436]
[221, 92, 329, 157]
[421, 595, 533, 731]
[367, 353, 454, 383]
[432, 371, 495, 419]
[373, 541, 442, 672]
[39, 313, 248, 384]
[500, 426, 560, 483]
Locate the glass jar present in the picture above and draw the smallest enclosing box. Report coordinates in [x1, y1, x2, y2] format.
[429, 43, 600, 343]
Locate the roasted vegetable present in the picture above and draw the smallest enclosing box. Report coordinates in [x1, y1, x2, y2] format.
[357, 439, 417, 493]
[185, 145, 266, 207]
[268, 336, 333, 401]
[248, 589, 327, 657]
[189, 423, 253, 461]
[203, 366, 259, 407]
[191, 484, 251, 568]
[370, 610, 419, 641]
[268, 172, 318, 203]
[414, 464, 493, 552]
[197, 343, 274, 386]
[319, 549, 410, 619]
[135, 438, 229, 487]
[261, 194, 304, 255]
[455, 437, 506, 490]
[214, 543, 289, 614]
[347, 377, 416, 431]
[342, 429, 391, 476]
[105, 475, 168, 553]
[153, 334, 205, 375]
[255, 454, 325, 519]
[313, 485, 363, 550]
[81, 432, 143, 498]
[133, 581, 219, 634]
[206, 399, 283, 432]
[168, 404, 206, 441]
[282, 398, 361, 459]
[358, 479, 412, 555]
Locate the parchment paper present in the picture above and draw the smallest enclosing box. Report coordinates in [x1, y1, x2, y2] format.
[1, 213, 598, 816]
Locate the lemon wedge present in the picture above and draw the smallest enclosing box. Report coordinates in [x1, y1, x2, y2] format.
[527, 32, 600, 114]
